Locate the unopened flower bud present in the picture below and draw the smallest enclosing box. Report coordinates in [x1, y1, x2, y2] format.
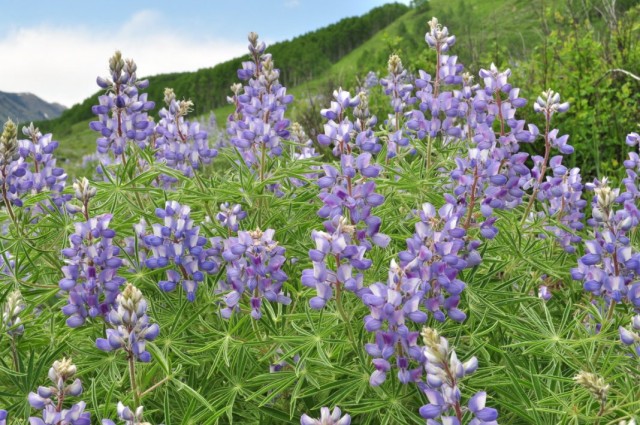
[387, 54, 404, 76]
[73, 177, 96, 203]
[163, 87, 176, 106]
[0, 119, 18, 164]
[2, 289, 25, 335]
[574, 371, 609, 401]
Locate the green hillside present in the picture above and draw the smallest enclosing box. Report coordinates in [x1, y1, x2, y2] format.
[39, 0, 640, 177]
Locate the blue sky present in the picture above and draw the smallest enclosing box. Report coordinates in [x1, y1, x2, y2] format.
[0, 1, 407, 106]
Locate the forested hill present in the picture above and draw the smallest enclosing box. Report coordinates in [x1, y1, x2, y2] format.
[39, 2, 409, 134]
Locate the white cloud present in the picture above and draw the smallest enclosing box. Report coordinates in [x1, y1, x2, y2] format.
[0, 10, 246, 107]
[284, 0, 300, 7]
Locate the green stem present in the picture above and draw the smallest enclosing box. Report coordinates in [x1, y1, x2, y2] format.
[140, 375, 170, 399]
[521, 111, 551, 226]
[260, 143, 267, 183]
[426, 136, 433, 171]
[1, 167, 16, 224]
[10, 336, 20, 373]
[128, 352, 140, 408]
[594, 399, 606, 425]
[335, 279, 365, 367]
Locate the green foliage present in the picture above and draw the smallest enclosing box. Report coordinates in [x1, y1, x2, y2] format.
[513, 3, 640, 180]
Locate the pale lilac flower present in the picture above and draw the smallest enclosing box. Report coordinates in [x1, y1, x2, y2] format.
[301, 407, 351, 425]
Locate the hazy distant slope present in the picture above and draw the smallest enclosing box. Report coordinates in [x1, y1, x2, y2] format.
[0, 91, 66, 123]
[38, 2, 409, 137]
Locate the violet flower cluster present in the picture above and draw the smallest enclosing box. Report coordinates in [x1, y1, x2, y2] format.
[216, 202, 248, 233]
[404, 22, 534, 242]
[219, 228, 290, 320]
[139, 200, 219, 302]
[59, 181, 125, 327]
[360, 203, 473, 386]
[362, 258, 426, 386]
[445, 66, 536, 240]
[28, 358, 91, 425]
[526, 89, 585, 252]
[401, 202, 476, 321]
[0, 119, 24, 210]
[380, 54, 414, 158]
[154, 88, 217, 186]
[9, 123, 70, 211]
[301, 407, 351, 425]
[102, 403, 149, 425]
[304, 88, 389, 309]
[351, 91, 382, 154]
[226, 32, 292, 168]
[571, 179, 640, 308]
[419, 328, 498, 425]
[90, 51, 155, 160]
[0, 410, 6, 425]
[619, 314, 640, 356]
[96, 283, 159, 362]
[406, 18, 464, 143]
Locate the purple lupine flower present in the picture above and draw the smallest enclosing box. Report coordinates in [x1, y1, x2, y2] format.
[90, 51, 155, 160]
[360, 71, 379, 92]
[302, 217, 374, 309]
[571, 179, 640, 309]
[19, 123, 68, 195]
[425, 17, 456, 53]
[441, 63, 534, 241]
[305, 87, 389, 309]
[619, 132, 640, 223]
[0, 119, 23, 212]
[619, 314, 640, 357]
[2, 289, 25, 335]
[226, 32, 292, 170]
[96, 283, 159, 362]
[216, 202, 247, 233]
[141, 200, 219, 301]
[362, 259, 426, 385]
[301, 407, 351, 425]
[399, 203, 471, 322]
[0, 122, 72, 214]
[102, 402, 148, 425]
[0, 410, 6, 425]
[154, 88, 217, 187]
[522, 89, 572, 228]
[380, 54, 414, 158]
[405, 18, 465, 147]
[535, 157, 586, 252]
[28, 358, 90, 425]
[538, 285, 552, 301]
[59, 209, 125, 327]
[352, 92, 381, 154]
[218, 228, 290, 319]
[419, 328, 497, 424]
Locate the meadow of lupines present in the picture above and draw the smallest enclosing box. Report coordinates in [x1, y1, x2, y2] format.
[1, 17, 639, 425]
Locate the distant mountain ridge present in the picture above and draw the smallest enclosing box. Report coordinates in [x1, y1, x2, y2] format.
[0, 91, 66, 123]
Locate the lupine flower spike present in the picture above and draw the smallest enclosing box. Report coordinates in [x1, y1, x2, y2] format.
[96, 283, 159, 362]
[28, 358, 90, 425]
[419, 328, 498, 424]
[301, 407, 351, 425]
[102, 402, 150, 425]
[59, 182, 125, 327]
[3, 289, 25, 335]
